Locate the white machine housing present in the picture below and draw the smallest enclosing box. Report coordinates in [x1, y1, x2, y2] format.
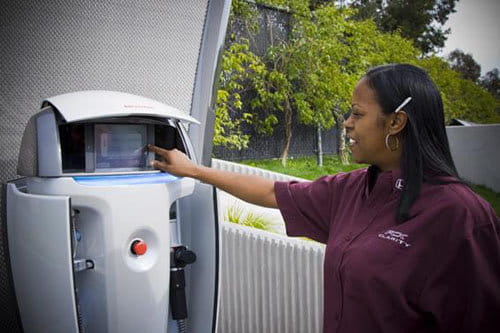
[6, 91, 214, 333]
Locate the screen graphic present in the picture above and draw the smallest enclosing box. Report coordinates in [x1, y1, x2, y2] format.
[95, 124, 148, 169]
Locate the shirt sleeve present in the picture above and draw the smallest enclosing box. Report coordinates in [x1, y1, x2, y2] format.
[274, 175, 338, 243]
[418, 209, 500, 332]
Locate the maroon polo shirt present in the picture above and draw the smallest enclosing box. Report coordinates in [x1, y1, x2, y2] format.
[275, 167, 500, 333]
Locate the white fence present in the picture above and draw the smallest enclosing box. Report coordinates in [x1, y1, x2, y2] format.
[212, 159, 304, 182]
[213, 159, 326, 333]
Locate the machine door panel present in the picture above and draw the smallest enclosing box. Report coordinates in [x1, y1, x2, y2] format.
[6, 182, 79, 333]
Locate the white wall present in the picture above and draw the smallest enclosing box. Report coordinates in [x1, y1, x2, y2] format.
[447, 124, 500, 192]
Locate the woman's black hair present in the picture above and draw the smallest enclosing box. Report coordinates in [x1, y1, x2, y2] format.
[364, 64, 460, 222]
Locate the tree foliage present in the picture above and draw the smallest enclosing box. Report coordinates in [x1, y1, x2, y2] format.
[419, 56, 500, 123]
[447, 49, 481, 82]
[284, 5, 420, 164]
[350, 0, 459, 54]
[215, 39, 280, 150]
[216, 0, 421, 164]
[480, 68, 500, 116]
[480, 68, 500, 99]
[214, 0, 499, 165]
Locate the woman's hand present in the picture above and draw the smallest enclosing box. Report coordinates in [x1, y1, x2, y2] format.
[147, 145, 198, 178]
[148, 145, 277, 208]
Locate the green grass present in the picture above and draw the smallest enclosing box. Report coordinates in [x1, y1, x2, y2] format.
[240, 155, 367, 180]
[240, 155, 500, 216]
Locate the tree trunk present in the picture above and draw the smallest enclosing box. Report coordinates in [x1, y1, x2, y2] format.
[316, 123, 323, 167]
[280, 97, 293, 167]
[265, 11, 274, 47]
[337, 114, 350, 165]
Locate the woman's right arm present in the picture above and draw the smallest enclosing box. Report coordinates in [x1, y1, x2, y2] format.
[148, 145, 278, 209]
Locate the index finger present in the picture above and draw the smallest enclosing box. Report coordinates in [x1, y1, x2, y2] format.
[147, 144, 169, 156]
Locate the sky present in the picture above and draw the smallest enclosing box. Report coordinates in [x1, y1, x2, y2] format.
[439, 0, 500, 75]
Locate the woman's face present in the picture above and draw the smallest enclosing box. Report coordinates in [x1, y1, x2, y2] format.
[344, 77, 396, 170]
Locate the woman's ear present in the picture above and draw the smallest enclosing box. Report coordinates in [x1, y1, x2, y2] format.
[388, 111, 408, 135]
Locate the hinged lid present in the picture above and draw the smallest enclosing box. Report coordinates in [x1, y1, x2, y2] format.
[43, 90, 200, 124]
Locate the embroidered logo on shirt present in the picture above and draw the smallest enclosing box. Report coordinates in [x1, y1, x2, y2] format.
[395, 178, 405, 190]
[378, 230, 411, 248]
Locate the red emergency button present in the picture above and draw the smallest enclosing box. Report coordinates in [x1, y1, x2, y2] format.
[131, 240, 147, 256]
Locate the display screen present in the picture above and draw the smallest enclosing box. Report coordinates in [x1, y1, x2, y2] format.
[94, 124, 148, 170]
[59, 121, 185, 174]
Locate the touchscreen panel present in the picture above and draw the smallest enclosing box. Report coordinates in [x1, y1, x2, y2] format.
[94, 124, 148, 170]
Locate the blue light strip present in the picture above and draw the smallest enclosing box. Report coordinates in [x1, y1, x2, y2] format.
[73, 173, 181, 186]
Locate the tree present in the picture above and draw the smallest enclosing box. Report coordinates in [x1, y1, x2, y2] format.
[419, 56, 500, 124]
[281, 5, 356, 165]
[214, 0, 498, 167]
[214, 40, 279, 150]
[284, 5, 420, 165]
[216, 1, 421, 166]
[350, 0, 459, 54]
[480, 68, 500, 98]
[261, 3, 420, 165]
[480, 68, 500, 117]
[447, 49, 481, 82]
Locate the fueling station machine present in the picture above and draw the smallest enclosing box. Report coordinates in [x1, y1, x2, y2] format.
[0, 1, 231, 332]
[6, 91, 214, 333]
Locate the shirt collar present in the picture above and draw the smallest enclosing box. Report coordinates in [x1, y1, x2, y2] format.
[365, 166, 404, 197]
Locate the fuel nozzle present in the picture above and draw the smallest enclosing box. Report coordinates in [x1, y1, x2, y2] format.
[170, 246, 196, 321]
[172, 246, 196, 268]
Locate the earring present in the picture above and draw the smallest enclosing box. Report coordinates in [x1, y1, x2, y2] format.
[385, 134, 399, 151]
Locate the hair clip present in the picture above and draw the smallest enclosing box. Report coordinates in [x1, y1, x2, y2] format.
[395, 97, 412, 113]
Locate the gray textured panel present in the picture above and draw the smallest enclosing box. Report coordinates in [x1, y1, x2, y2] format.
[17, 113, 38, 177]
[1, 0, 208, 181]
[0, 0, 209, 330]
[190, 0, 231, 166]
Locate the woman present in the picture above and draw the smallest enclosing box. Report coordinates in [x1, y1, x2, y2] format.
[149, 64, 500, 332]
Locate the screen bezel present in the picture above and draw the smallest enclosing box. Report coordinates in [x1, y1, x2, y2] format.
[58, 117, 188, 175]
